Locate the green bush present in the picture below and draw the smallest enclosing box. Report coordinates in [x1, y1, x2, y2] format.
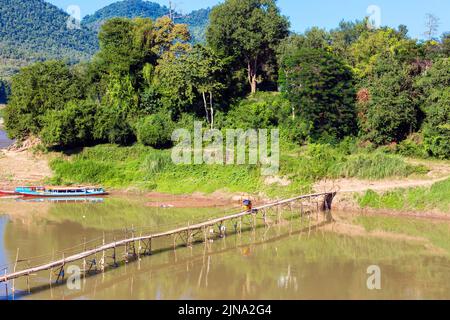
[136, 113, 175, 148]
[395, 133, 428, 158]
[40, 100, 97, 147]
[225, 92, 291, 130]
[423, 123, 450, 159]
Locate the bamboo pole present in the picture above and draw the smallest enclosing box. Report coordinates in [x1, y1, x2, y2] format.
[101, 233, 105, 272]
[12, 248, 19, 295]
[4, 269, 8, 299]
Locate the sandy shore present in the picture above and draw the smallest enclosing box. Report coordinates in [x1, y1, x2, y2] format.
[0, 148, 52, 190]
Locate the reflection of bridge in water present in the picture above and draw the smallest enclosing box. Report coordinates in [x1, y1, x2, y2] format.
[0, 192, 336, 298]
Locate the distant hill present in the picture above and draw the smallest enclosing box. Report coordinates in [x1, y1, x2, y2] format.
[0, 0, 98, 79]
[82, 0, 210, 43]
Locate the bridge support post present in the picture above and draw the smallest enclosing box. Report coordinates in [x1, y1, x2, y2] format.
[322, 192, 336, 211]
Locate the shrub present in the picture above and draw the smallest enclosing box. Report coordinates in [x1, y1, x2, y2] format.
[225, 92, 291, 130]
[395, 133, 428, 158]
[136, 113, 174, 148]
[40, 100, 97, 147]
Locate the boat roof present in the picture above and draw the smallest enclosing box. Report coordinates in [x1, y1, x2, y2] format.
[17, 186, 103, 190]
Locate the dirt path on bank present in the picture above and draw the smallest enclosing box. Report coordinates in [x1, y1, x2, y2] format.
[314, 158, 450, 194]
[313, 158, 450, 217]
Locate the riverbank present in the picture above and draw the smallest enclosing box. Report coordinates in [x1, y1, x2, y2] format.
[1, 140, 449, 216]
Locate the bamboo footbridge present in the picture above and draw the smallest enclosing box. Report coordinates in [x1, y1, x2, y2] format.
[0, 191, 336, 291]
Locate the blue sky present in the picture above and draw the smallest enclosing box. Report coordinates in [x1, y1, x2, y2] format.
[48, 0, 450, 39]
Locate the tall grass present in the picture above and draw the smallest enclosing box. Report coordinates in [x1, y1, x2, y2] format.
[330, 152, 428, 180]
[358, 178, 450, 213]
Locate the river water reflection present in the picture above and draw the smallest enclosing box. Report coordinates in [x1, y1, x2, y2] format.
[0, 195, 449, 300]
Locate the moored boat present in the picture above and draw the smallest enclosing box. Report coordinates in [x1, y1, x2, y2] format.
[0, 190, 18, 196]
[15, 186, 108, 197]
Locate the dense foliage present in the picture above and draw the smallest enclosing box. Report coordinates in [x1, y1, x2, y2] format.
[279, 48, 357, 141]
[207, 0, 290, 93]
[3, 0, 450, 161]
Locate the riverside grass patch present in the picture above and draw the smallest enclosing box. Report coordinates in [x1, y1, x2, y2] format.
[358, 178, 450, 213]
[49, 143, 429, 196]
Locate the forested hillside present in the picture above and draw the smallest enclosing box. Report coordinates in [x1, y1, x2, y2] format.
[82, 0, 210, 43]
[0, 0, 98, 79]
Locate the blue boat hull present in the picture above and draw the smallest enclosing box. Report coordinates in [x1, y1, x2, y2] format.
[18, 192, 108, 197]
[15, 187, 108, 197]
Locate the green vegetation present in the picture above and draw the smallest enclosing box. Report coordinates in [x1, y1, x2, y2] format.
[330, 152, 428, 180]
[356, 215, 450, 254]
[279, 47, 357, 141]
[49, 143, 427, 197]
[358, 178, 450, 213]
[207, 0, 290, 94]
[5, 0, 449, 158]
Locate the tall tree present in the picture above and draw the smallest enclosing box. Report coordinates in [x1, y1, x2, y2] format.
[156, 45, 226, 127]
[189, 46, 226, 129]
[207, 0, 289, 94]
[350, 28, 418, 79]
[4, 61, 84, 139]
[357, 56, 420, 145]
[415, 58, 450, 159]
[424, 13, 440, 41]
[279, 48, 357, 141]
[97, 17, 190, 76]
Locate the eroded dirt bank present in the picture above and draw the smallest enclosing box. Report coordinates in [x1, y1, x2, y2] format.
[0, 148, 52, 189]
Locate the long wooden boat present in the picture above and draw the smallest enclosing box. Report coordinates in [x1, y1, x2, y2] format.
[15, 186, 108, 197]
[0, 190, 18, 196]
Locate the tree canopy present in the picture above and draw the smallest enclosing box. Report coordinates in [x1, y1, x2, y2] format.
[279, 48, 357, 141]
[207, 0, 290, 94]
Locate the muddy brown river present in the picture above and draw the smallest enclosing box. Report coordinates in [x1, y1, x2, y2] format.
[0, 195, 449, 300]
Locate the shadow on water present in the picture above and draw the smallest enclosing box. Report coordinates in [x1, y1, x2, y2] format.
[2, 211, 333, 300]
